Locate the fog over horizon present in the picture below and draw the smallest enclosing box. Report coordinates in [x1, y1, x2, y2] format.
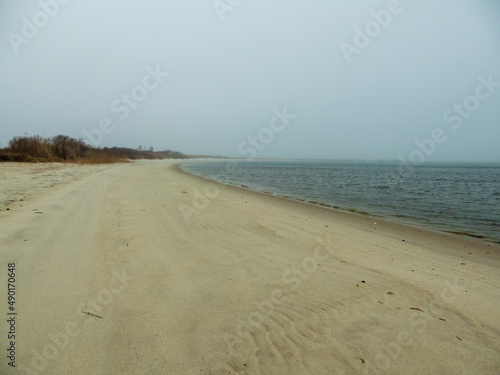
[1, 1, 499, 162]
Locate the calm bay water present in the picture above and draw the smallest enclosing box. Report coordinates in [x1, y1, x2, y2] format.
[181, 160, 500, 244]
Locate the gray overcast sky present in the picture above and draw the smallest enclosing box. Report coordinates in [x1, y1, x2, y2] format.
[1, 0, 499, 161]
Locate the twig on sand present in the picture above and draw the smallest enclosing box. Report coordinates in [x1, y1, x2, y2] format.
[409, 307, 424, 313]
[81, 311, 103, 319]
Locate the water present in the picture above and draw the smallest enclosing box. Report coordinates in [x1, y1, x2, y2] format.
[181, 160, 500, 244]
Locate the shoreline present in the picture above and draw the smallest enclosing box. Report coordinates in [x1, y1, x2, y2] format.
[178, 160, 500, 247]
[1, 160, 499, 374]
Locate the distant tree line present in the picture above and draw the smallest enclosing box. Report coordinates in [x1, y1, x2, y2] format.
[0, 134, 189, 163]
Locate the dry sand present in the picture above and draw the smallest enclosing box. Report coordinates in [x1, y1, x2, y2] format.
[1, 160, 499, 375]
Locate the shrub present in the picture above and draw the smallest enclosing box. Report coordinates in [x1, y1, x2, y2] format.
[1, 134, 190, 164]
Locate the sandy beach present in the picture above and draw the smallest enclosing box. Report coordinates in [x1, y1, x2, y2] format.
[1, 160, 499, 375]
